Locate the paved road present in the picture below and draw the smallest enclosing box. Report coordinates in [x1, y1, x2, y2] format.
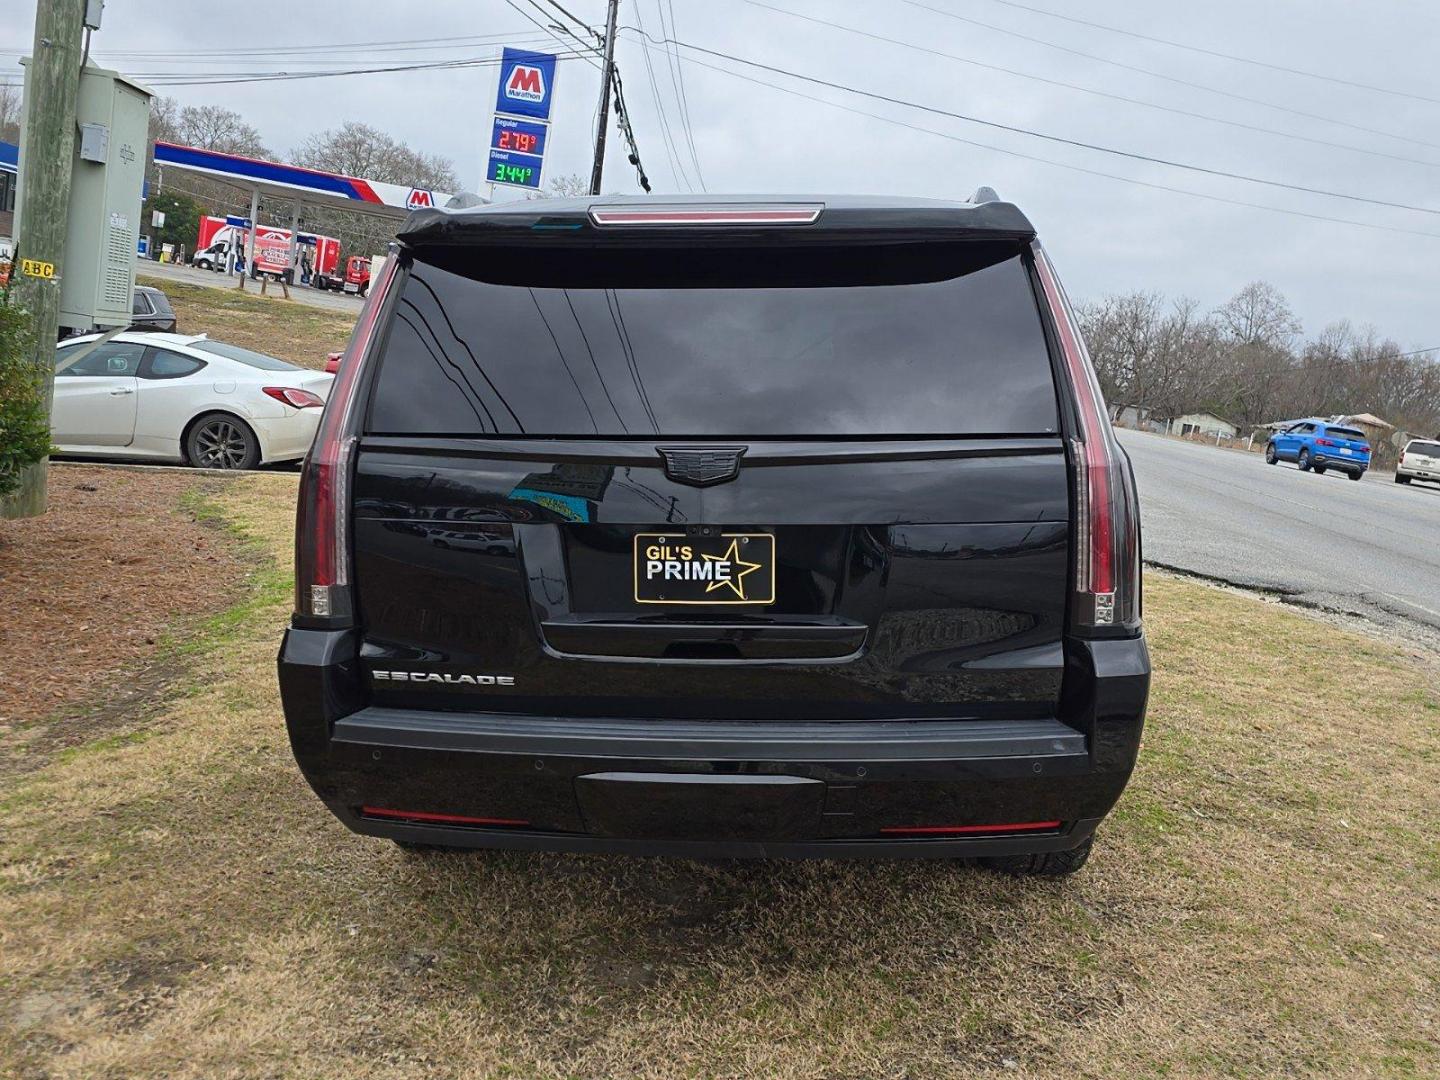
[136, 260, 365, 316]
[1119, 429, 1440, 635]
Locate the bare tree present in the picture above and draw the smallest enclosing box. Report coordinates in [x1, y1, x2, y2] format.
[291, 121, 459, 189]
[1214, 281, 1301, 348]
[148, 95, 181, 144]
[543, 173, 591, 198]
[175, 104, 269, 156]
[0, 82, 22, 143]
[1081, 277, 1440, 445]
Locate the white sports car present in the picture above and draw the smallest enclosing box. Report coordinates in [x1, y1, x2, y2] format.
[53, 332, 335, 469]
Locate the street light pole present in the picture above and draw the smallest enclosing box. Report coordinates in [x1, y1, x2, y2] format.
[3, 0, 87, 519]
[588, 0, 619, 196]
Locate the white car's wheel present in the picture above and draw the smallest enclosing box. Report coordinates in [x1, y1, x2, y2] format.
[186, 413, 260, 470]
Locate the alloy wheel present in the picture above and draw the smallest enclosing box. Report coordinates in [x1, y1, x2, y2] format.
[194, 419, 251, 469]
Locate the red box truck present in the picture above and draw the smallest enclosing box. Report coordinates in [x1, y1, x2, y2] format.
[191, 216, 340, 285]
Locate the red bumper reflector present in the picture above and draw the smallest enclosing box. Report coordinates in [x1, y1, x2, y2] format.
[361, 807, 529, 827]
[879, 821, 1062, 836]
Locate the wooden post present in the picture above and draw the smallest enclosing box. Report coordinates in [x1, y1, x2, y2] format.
[2, 0, 87, 519]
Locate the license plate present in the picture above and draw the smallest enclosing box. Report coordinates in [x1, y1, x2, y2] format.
[1340, 448, 1352, 455]
[633, 532, 775, 605]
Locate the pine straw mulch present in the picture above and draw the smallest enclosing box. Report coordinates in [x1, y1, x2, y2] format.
[0, 464, 250, 770]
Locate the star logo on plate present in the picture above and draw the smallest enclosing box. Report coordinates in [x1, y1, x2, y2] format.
[702, 538, 764, 600]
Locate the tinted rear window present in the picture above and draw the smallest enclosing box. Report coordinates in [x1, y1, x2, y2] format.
[191, 340, 298, 371]
[1326, 427, 1366, 441]
[1409, 441, 1440, 456]
[365, 242, 1058, 438]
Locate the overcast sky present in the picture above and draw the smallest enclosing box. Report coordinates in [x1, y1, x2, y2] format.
[6, 0, 1438, 347]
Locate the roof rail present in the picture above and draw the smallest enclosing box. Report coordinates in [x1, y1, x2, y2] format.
[968, 186, 1001, 204]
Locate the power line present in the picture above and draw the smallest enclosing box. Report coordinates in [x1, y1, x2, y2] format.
[900, 1, 1440, 154]
[659, 0, 705, 189]
[2, 30, 551, 59]
[505, 0, 603, 70]
[620, 32, 1440, 242]
[983, 0, 1440, 107]
[524, 0, 603, 59]
[9, 48, 598, 88]
[628, 28, 1440, 218]
[630, 3, 693, 191]
[744, 1, 1440, 172]
[537, 0, 602, 42]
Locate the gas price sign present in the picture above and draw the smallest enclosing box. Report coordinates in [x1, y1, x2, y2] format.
[491, 116, 548, 158]
[487, 150, 542, 189]
[488, 78, 551, 190]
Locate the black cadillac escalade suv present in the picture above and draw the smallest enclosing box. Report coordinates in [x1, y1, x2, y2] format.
[277, 192, 1148, 874]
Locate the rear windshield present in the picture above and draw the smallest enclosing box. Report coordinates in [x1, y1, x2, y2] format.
[1326, 427, 1366, 442]
[365, 242, 1059, 438]
[191, 340, 298, 371]
[1409, 441, 1440, 456]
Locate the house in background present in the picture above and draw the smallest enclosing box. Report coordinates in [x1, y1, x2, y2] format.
[1336, 412, 1394, 449]
[1109, 403, 1168, 434]
[1110, 404, 1239, 439]
[1170, 411, 1238, 439]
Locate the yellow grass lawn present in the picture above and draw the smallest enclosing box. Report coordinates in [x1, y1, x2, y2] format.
[1, 473, 1436, 1079]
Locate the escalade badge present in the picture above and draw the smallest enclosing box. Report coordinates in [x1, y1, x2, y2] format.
[657, 446, 747, 487]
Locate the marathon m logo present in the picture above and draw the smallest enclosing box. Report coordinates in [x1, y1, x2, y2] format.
[505, 65, 546, 103]
[406, 189, 435, 209]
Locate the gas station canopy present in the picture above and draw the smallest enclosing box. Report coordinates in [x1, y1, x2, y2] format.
[153, 141, 455, 220]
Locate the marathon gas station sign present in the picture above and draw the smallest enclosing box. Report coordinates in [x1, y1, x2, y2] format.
[488, 48, 556, 190]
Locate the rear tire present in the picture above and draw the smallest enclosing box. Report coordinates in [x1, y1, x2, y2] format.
[1348, 470, 1363, 481]
[977, 833, 1093, 877]
[1298, 448, 1312, 472]
[185, 412, 260, 470]
[1396, 474, 1411, 484]
[1265, 443, 1277, 464]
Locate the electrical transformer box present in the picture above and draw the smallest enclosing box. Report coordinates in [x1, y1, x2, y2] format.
[17, 62, 151, 332]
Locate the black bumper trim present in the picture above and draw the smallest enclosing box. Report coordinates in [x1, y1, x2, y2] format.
[347, 814, 1103, 860]
[333, 709, 1085, 763]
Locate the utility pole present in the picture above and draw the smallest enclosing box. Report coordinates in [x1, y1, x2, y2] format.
[3, 0, 87, 519]
[588, 0, 620, 196]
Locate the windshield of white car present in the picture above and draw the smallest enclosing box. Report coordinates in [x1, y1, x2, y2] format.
[190, 340, 300, 371]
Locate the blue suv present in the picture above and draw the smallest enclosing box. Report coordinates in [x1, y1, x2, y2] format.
[1265, 419, 1371, 480]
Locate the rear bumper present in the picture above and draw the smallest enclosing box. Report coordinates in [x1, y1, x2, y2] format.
[278, 631, 1149, 859]
[1313, 454, 1368, 473]
[252, 411, 322, 463]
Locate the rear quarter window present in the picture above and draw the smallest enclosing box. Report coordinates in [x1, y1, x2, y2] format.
[365, 242, 1059, 439]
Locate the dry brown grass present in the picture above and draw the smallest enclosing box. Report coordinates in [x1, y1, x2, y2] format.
[1, 474, 1437, 1079]
[137, 274, 356, 369]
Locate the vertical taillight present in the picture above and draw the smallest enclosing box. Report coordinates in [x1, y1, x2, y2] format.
[295, 253, 400, 622]
[1033, 243, 1140, 631]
